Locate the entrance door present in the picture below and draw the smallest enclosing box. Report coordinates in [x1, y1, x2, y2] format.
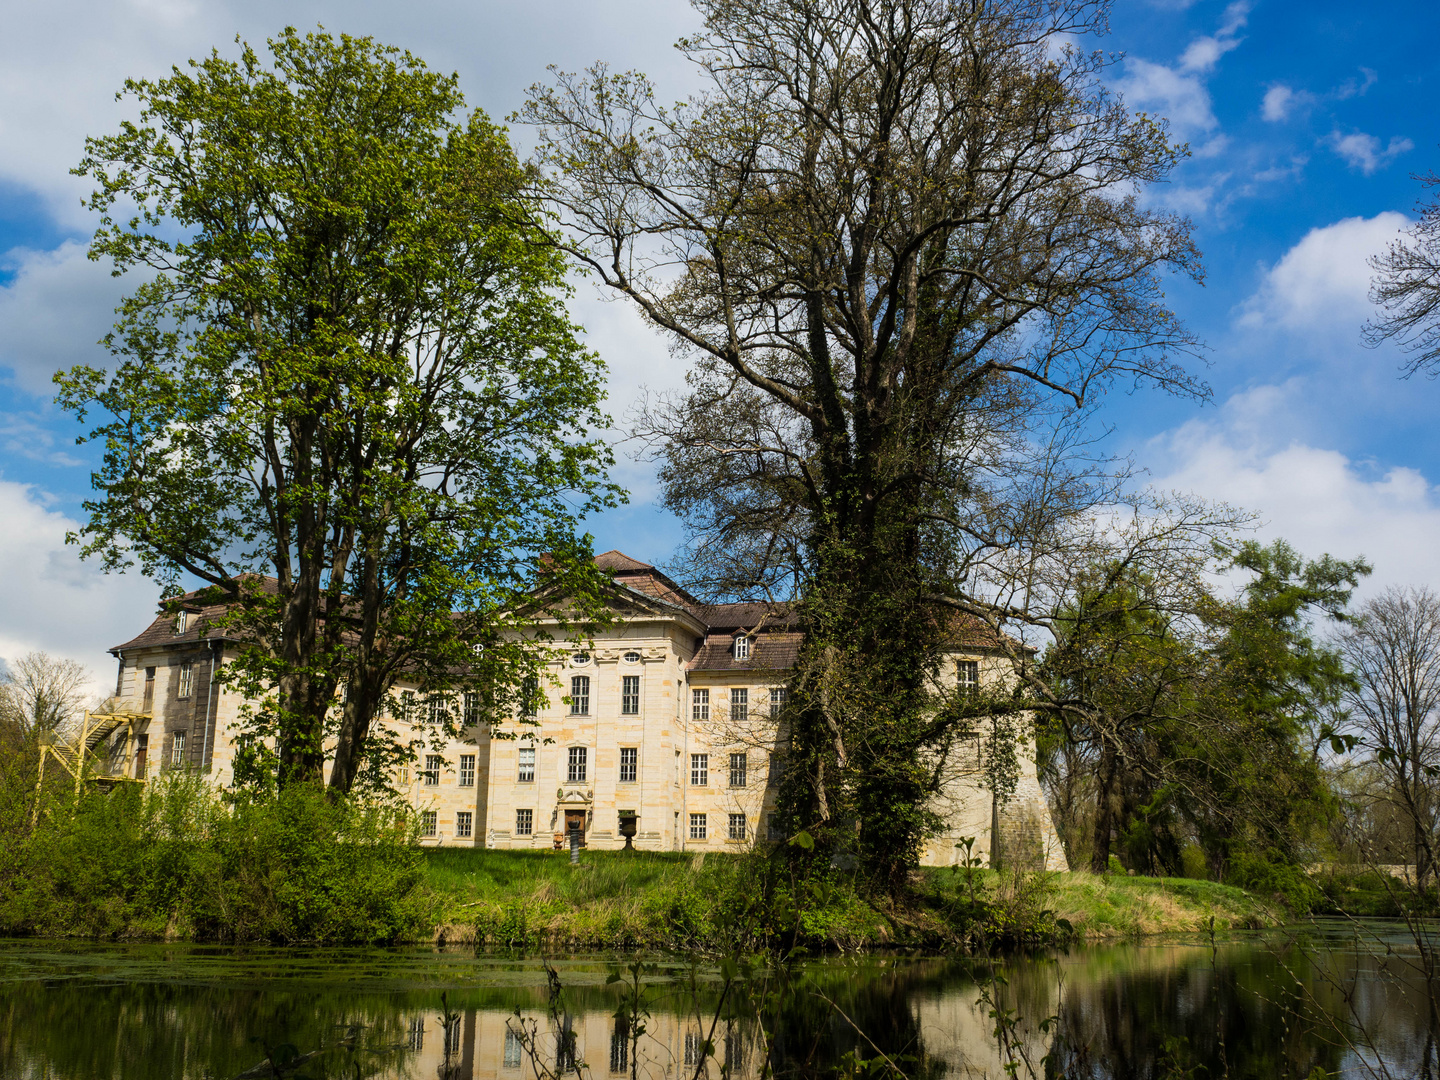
[563, 810, 587, 847]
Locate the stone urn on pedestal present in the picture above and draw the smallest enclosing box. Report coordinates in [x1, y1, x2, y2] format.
[618, 811, 638, 851]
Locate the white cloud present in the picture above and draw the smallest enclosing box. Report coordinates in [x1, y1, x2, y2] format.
[0, 240, 130, 397]
[0, 480, 161, 698]
[1261, 84, 1314, 122]
[1238, 212, 1409, 331]
[1118, 2, 1248, 139]
[1177, 1, 1249, 74]
[1151, 385, 1440, 591]
[0, 0, 702, 229]
[1325, 130, 1414, 175]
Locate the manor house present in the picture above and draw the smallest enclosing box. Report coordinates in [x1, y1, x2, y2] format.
[101, 551, 1066, 870]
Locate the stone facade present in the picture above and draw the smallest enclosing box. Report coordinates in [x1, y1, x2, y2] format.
[104, 551, 1066, 870]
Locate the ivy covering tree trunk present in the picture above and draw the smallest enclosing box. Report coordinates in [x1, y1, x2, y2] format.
[58, 29, 618, 791]
[524, 0, 1204, 891]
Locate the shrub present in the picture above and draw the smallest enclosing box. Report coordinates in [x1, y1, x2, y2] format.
[0, 773, 429, 943]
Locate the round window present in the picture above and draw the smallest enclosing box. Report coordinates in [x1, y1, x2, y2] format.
[571, 652, 590, 665]
[623, 650, 642, 664]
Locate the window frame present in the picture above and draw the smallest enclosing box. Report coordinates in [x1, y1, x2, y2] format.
[570, 675, 591, 715]
[621, 674, 640, 715]
[458, 753, 476, 787]
[730, 687, 748, 718]
[692, 688, 710, 721]
[619, 746, 638, 783]
[689, 812, 708, 840]
[515, 808, 533, 836]
[420, 811, 437, 837]
[734, 634, 750, 660]
[957, 659, 980, 690]
[423, 755, 442, 786]
[517, 745, 536, 783]
[690, 753, 708, 787]
[567, 745, 589, 784]
[177, 661, 193, 699]
[728, 812, 747, 841]
[769, 687, 787, 719]
[171, 730, 186, 766]
[729, 751, 747, 788]
[463, 690, 481, 726]
[455, 811, 473, 839]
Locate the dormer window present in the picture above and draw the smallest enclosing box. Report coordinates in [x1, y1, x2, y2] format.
[175, 610, 188, 634]
[734, 635, 750, 660]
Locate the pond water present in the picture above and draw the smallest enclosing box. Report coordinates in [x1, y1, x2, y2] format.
[0, 925, 1435, 1079]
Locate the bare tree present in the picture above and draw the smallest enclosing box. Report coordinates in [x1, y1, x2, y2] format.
[1366, 171, 1440, 377]
[0, 652, 92, 744]
[1339, 586, 1440, 890]
[523, 0, 1204, 887]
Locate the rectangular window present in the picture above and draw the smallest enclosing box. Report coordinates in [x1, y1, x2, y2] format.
[171, 730, 186, 765]
[571, 675, 590, 715]
[770, 687, 788, 719]
[459, 754, 475, 787]
[621, 675, 640, 715]
[568, 746, 588, 783]
[684, 1031, 702, 1066]
[515, 808, 533, 835]
[463, 690, 481, 726]
[518, 746, 535, 783]
[729, 813, 747, 840]
[690, 753, 708, 786]
[689, 813, 707, 840]
[421, 811, 437, 837]
[730, 687, 748, 718]
[177, 661, 193, 699]
[427, 694, 446, 725]
[768, 813, 783, 841]
[409, 1017, 425, 1051]
[400, 689, 416, 721]
[692, 688, 709, 721]
[729, 752, 747, 788]
[504, 1029, 523, 1068]
[423, 755, 442, 786]
[958, 659, 980, 690]
[455, 811, 473, 838]
[619, 746, 638, 783]
[509, 1025, 527, 1071]
[521, 675, 539, 717]
[610, 1017, 630, 1074]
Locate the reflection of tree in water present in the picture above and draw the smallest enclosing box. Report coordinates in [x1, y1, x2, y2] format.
[1035, 946, 1372, 1080]
[0, 980, 411, 1080]
[760, 961, 955, 1078]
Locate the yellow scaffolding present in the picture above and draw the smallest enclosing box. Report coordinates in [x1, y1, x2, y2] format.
[33, 706, 149, 821]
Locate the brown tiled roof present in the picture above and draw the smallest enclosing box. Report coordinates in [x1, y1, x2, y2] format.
[593, 550, 654, 573]
[690, 631, 804, 673]
[699, 601, 797, 631]
[110, 583, 248, 653]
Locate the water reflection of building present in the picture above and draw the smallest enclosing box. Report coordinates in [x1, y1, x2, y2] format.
[97, 550, 1065, 870]
[399, 1007, 763, 1079]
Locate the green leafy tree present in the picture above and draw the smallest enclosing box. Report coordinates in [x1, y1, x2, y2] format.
[58, 29, 618, 792]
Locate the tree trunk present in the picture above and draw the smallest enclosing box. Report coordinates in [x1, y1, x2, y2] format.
[1090, 742, 1119, 873]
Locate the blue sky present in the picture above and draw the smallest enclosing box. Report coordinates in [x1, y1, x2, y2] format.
[0, 0, 1436, 684]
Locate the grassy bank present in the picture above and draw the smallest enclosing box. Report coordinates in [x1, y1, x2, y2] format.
[420, 848, 1281, 949]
